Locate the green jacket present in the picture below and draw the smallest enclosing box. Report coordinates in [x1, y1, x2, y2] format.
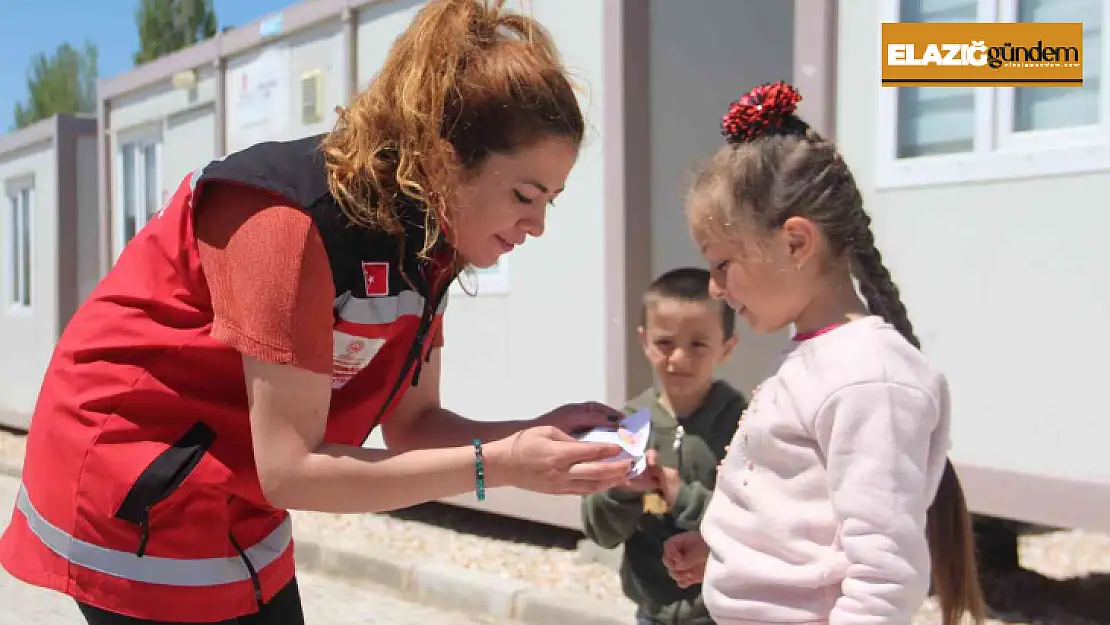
[581, 381, 746, 624]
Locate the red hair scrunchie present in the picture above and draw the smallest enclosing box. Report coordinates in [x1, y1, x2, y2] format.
[721, 81, 803, 144]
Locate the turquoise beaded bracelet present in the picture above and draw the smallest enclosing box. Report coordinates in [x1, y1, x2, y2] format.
[473, 438, 486, 501]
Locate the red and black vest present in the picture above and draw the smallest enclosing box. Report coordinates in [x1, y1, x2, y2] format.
[0, 134, 455, 622]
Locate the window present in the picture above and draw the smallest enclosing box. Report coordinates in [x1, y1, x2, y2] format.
[897, 85, 977, 157]
[301, 70, 324, 125]
[6, 184, 33, 310]
[1009, 0, 1102, 133]
[895, 0, 980, 158]
[116, 133, 162, 251]
[879, 0, 1110, 188]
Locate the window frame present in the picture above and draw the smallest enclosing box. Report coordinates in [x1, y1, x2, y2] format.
[113, 127, 164, 258]
[877, 0, 1110, 190]
[5, 180, 34, 314]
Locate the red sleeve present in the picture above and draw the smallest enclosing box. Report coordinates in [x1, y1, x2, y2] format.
[194, 183, 334, 375]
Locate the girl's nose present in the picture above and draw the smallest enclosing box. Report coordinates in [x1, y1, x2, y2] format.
[708, 279, 727, 301]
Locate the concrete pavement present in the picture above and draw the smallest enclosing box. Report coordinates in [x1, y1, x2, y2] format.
[0, 473, 509, 625]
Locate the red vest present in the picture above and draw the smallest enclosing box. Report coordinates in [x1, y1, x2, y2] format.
[0, 136, 453, 622]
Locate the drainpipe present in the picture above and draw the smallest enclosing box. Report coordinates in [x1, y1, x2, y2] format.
[96, 93, 112, 277]
[343, 1, 358, 105]
[793, 0, 838, 140]
[213, 30, 227, 157]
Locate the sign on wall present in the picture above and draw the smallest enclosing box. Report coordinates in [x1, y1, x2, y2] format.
[227, 45, 291, 150]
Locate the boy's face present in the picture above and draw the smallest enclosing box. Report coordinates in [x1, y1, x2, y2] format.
[639, 298, 737, 402]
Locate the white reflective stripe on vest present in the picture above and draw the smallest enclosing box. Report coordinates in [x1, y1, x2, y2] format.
[16, 482, 292, 587]
[335, 289, 449, 325]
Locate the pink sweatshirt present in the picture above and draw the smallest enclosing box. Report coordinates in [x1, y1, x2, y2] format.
[699, 316, 950, 625]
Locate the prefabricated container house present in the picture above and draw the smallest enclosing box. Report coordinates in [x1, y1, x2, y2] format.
[836, 0, 1110, 533]
[0, 114, 99, 428]
[92, 0, 828, 530]
[90, 0, 1107, 536]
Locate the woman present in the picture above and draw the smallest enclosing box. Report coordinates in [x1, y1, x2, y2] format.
[0, 1, 631, 623]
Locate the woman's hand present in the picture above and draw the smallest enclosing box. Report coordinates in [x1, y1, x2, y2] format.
[534, 401, 623, 435]
[485, 425, 631, 495]
[663, 530, 710, 588]
[620, 468, 659, 494]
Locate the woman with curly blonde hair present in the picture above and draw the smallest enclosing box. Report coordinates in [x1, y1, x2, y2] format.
[0, 2, 629, 623]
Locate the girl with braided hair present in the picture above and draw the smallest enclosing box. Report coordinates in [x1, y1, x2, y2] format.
[661, 82, 985, 625]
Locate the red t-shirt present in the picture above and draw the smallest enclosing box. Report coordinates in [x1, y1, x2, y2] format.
[194, 183, 444, 375]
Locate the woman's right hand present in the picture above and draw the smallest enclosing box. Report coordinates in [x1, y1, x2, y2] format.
[614, 448, 660, 494]
[486, 425, 631, 495]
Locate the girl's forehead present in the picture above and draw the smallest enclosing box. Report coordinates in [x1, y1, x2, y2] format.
[699, 238, 737, 259]
[699, 224, 758, 252]
[691, 215, 736, 253]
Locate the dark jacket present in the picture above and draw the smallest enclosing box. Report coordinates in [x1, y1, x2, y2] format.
[581, 381, 746, 624]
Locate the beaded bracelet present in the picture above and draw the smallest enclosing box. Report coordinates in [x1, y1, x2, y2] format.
[473, 438, 486, 501]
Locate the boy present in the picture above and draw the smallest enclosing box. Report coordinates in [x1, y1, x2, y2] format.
[582, 267, 746, 625]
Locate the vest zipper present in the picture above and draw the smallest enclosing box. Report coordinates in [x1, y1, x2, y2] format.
[229, 531, 264, 611]
[409, 300, 436, 386]
[136, 507, 151, 557]
[360, 278, 452, 445]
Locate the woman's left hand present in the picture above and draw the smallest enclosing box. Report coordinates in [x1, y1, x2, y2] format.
[535, 402, 622, 435]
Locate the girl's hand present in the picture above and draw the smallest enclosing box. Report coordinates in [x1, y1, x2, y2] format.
[663, 530, 709, 588]
[485, 426, 631, 495]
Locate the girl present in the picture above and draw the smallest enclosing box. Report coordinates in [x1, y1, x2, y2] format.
[0, 1, 631, 623]
[662, 82, 985, 625]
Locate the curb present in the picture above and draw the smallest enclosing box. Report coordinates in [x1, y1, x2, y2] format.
[295, 537, 632, 625]
[0, 453, 632, 625]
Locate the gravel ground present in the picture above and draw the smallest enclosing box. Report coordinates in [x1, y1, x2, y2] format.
[1, 428, 1107, 624]
[0, 427, 26, 469]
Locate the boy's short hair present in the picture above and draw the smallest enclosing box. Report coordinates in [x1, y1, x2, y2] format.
[641, 267, 736, 339]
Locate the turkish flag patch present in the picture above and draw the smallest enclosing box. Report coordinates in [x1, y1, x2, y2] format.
[361, 262, 390, 296]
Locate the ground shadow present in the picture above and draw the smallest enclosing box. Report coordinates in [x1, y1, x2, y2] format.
[384, 501, 585, 550]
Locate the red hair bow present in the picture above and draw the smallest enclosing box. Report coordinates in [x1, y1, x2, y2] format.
[721, 81, 803, 143]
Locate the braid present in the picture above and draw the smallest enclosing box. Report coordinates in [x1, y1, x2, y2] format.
[851, 215, 920, 350]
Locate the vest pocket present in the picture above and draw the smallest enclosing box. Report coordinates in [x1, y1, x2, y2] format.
[113, 421, 217, 557]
